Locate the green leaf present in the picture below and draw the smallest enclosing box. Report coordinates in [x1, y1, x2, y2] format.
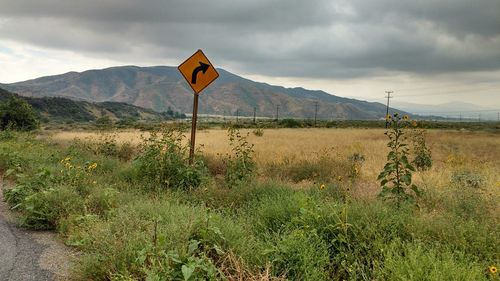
[411, 184, 421, 197]
[187, 240, 200, 255]
[182, 264, 195, 281]
[402, 174, 411, 185]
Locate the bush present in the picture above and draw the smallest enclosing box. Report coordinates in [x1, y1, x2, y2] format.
[252, 128, 264, 137]
[0, 95, 39, 131]
[410, 127, 432, 171]
[279, 119, 302, 128]
[223, 127, 256, 187]
[451, 169, 485, 189]
[133, 127, 207, 190]
[69, 134, 136, 162]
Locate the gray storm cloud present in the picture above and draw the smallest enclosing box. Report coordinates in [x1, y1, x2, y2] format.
[0, 0, 499, 79]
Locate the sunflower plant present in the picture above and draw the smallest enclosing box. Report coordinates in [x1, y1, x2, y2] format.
[378, 113, 420, 205]
[410, 125, 432, 171]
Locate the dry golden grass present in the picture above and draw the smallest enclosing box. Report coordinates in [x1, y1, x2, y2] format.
[46, 128, 500, 200]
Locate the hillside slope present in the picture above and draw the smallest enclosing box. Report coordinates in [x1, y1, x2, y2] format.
[3, 66, 396, 120]
[0, 87, 175, 122]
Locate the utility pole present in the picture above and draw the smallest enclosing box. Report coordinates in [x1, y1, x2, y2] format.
[253, 107, 256, 124]
[385, 91, 393, 128]
[276, 105, 280, 122]
[236, 109, 239, 123]
[497, 112, 499, 122]
[314, 101, 319, 127]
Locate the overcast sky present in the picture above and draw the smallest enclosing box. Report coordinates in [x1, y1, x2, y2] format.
[0, 0, 499, 108]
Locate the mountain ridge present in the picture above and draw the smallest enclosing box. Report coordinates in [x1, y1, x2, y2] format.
[2, 66, 402, 120]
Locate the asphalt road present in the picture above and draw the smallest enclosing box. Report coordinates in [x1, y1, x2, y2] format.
[0, 180, 55, 281]
[0, 217, 54, 281]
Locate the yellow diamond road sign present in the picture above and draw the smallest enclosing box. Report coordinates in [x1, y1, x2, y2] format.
[178, 49, 219, 94]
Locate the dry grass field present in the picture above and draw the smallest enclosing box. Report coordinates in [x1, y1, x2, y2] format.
[46, 128, 500, 198]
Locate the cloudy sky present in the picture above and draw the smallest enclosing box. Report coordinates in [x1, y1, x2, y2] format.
[0, 0, 499, 109]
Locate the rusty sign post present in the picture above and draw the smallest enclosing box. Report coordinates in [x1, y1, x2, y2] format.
[178, 49, 219, 164]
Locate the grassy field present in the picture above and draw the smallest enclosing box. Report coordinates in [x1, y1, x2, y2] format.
[1, 125, 499, 280]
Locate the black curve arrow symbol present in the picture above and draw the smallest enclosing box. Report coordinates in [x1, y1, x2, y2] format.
[191, 62, 210, 84]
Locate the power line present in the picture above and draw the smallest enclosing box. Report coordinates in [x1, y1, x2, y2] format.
[414, 109, 500, 114]
[314, 101, 319, 126]
[385, 91, 393, 128]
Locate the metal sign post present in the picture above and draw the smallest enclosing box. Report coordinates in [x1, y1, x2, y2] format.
[189, 93, 199, 164]
[178, 49, 219, 164]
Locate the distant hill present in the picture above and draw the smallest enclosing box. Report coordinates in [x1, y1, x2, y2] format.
[392, 101, 497, 120]
[1, 66, 403, 120]
[0, 87, 179, 123]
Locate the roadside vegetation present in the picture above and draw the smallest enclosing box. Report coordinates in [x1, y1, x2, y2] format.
[0, 114, 498, 280]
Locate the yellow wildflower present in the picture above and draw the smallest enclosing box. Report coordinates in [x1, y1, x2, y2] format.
[403, 115, 409, 120]
[337, 176, 343, 182]
[64, 157, 71, 161]
[411, 120, 418, 127]
[489, 266, 497, 274]
[87, 163, 98, 170]
[385, 115, 392, 121]
[320, 184, 326, 190]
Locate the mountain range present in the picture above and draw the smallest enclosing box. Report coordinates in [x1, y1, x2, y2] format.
[391, 101, 497, 120]
[1, 66, 400, 120]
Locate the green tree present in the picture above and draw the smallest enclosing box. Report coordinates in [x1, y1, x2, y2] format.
[0, 96, 39, 131]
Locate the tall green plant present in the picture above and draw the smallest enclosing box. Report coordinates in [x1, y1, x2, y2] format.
[224, 127, 255, 187]
[378, 113, 420, 204]
[410, 126, 432, 171]
[134, 126, 206, 190]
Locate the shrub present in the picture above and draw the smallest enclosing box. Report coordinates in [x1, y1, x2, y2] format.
[133, 127, 207, 191]
[410, 127, 432, 171]
[252, 128, 264, 137]
[348, 152, 365, 179]
[94, 115, 113, 129]
[279, 119, 302, 128]
[223, 127, 256, 187]
[0, 96, 39, 131]
[20, 185, 85, 230]
[3, 168, 54, 208]
[451, 169, 485, 189]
